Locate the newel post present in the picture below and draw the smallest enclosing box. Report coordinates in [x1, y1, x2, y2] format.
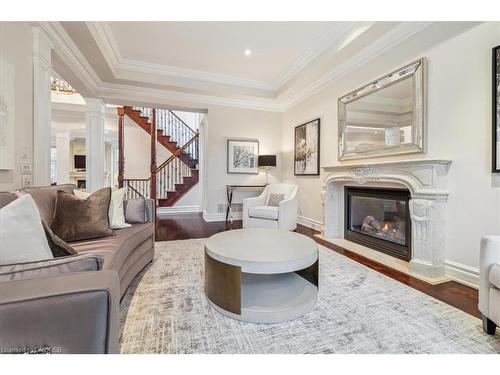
[150, 108, 157, 203]
[117, 107, 125, 188]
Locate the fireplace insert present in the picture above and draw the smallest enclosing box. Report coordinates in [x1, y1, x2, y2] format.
[344, 187, 411, 261]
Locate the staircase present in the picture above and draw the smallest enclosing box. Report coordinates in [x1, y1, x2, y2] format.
[121, 106, 199, 207]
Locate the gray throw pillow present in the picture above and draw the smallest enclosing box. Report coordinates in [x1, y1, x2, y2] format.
[268, 193, 285, 207]
[0, 253, 103, 282]
[124, 198, 147, 223]
[50, 187, 114, 242]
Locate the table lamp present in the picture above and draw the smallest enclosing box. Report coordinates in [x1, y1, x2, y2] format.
[258, 155, 276, 185]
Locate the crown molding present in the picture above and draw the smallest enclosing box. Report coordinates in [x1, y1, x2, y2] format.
[87, 21, 378, 93]
[278, 22, 433, 110]
[44, 21, 437, 113]
[87, 21, 275, 92]
[40, 22, 102, 94]
[96, 82, 282, 112]
[272, 21, 374, 89]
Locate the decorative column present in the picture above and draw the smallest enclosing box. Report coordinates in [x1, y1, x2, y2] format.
[55, 132, 70, 184]
[150, 108, 157, 203]
[85, 98, 106, 192]
[32, 26, 54, 186]
[117, 107, 124, 188]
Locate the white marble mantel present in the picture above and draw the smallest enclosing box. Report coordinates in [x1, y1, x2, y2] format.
[321, 159, 452, 280]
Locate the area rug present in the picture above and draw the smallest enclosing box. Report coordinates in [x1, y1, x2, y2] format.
[119, 239, 500, 354]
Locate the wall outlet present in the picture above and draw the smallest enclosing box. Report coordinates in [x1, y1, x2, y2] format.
[22, 174, 33, 188]
[298, 206, 303, 215]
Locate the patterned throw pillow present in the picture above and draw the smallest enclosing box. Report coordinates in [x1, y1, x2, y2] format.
[268, 193, 285, 207]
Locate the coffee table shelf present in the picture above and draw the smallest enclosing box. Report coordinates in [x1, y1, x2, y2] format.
[204, 228, 319, 324]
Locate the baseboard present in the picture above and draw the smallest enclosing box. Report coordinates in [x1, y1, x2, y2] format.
[444, 260, 479, 289]
[202, 213, 320, 227]
[157, 206, 201, 215]
[297, 215, 324, 232]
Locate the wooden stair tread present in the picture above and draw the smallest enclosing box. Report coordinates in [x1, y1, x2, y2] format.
[123, 106, 200, 208]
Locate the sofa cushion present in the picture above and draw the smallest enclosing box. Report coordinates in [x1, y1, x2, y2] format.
[489, 263, 500, 289]
[17, 184, 76, 226]
[0, 253, 103, 282]
[51, 188, 114, 242]
[0, 192, 17, 209]
[248, 205, 279, 220]
[70, 223, 154, 276]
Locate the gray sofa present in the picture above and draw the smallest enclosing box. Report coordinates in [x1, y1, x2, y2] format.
[0, 184, 155, 353]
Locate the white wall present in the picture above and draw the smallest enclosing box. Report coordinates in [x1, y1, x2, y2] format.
[123, 116, 170, 179]
[203, 105, 282, 220]
[281, 22, 500, 275]
[0, 23, 33, 191]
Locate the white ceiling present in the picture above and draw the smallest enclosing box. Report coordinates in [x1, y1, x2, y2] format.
[107, 21, 336, 85]
[46, 21, 481, 111]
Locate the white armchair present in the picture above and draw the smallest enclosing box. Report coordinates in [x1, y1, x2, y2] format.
[479, 235, 500, 335]
[242, 184, 298, 231]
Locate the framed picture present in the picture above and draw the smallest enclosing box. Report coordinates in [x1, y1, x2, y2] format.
[294, 118, 320, 176]
[227, 139, 259, 174]
[493, 45, 500, 173]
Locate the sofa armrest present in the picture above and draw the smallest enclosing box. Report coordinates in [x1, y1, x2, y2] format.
[278, 194, 298, 231]
[0, 270, 120, 354]
[145, 199, 155, 223]
[242, 191, 267, 227]
[479, 235, 500, 316]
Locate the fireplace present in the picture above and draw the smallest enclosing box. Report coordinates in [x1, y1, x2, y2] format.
[344, 187, 411, 261]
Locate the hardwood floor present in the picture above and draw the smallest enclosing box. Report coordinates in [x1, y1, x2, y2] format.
[155, 213, 480, 318]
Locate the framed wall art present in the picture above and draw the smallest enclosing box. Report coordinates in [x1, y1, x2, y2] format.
[294, 118, 320, 176]
[493, 45, 500, 173]
[227, 139, 259, 174]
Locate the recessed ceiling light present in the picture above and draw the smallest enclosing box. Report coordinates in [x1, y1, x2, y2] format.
[244, 49, 252, 56]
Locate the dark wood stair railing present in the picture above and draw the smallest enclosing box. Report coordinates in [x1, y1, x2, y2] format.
[122, 132, 200, 206]
[123, 106, 199, 169]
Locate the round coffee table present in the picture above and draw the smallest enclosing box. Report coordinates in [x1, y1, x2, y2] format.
[204, 228, 318, 323]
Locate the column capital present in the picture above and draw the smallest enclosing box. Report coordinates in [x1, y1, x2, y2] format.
[32, 26, 54, 62]
[84, 98, 105, 114]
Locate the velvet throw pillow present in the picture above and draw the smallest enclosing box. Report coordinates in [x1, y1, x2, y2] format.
[41, 220, 77, 257]
[51, 187, 114, 242]
[74, 187, 131, 229]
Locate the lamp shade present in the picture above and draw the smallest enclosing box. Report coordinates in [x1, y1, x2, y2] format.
[258, 155, 276, 167]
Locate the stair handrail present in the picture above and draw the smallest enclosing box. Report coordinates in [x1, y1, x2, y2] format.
[128, 105, 198, 137]
[157, 133, 199, 171]
[168, 110, 198, 136]
[123, 133, 199, 185]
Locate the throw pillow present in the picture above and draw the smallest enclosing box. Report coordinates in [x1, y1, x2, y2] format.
[51, 187, 115, 242]
[0, 194, 54, 265]
[267, 193, 285, 207]
[42, 220, 77, 257]
[74, 187, 131, 229]
[0, 253, 103, 282]
[124, 198, 147, 223]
